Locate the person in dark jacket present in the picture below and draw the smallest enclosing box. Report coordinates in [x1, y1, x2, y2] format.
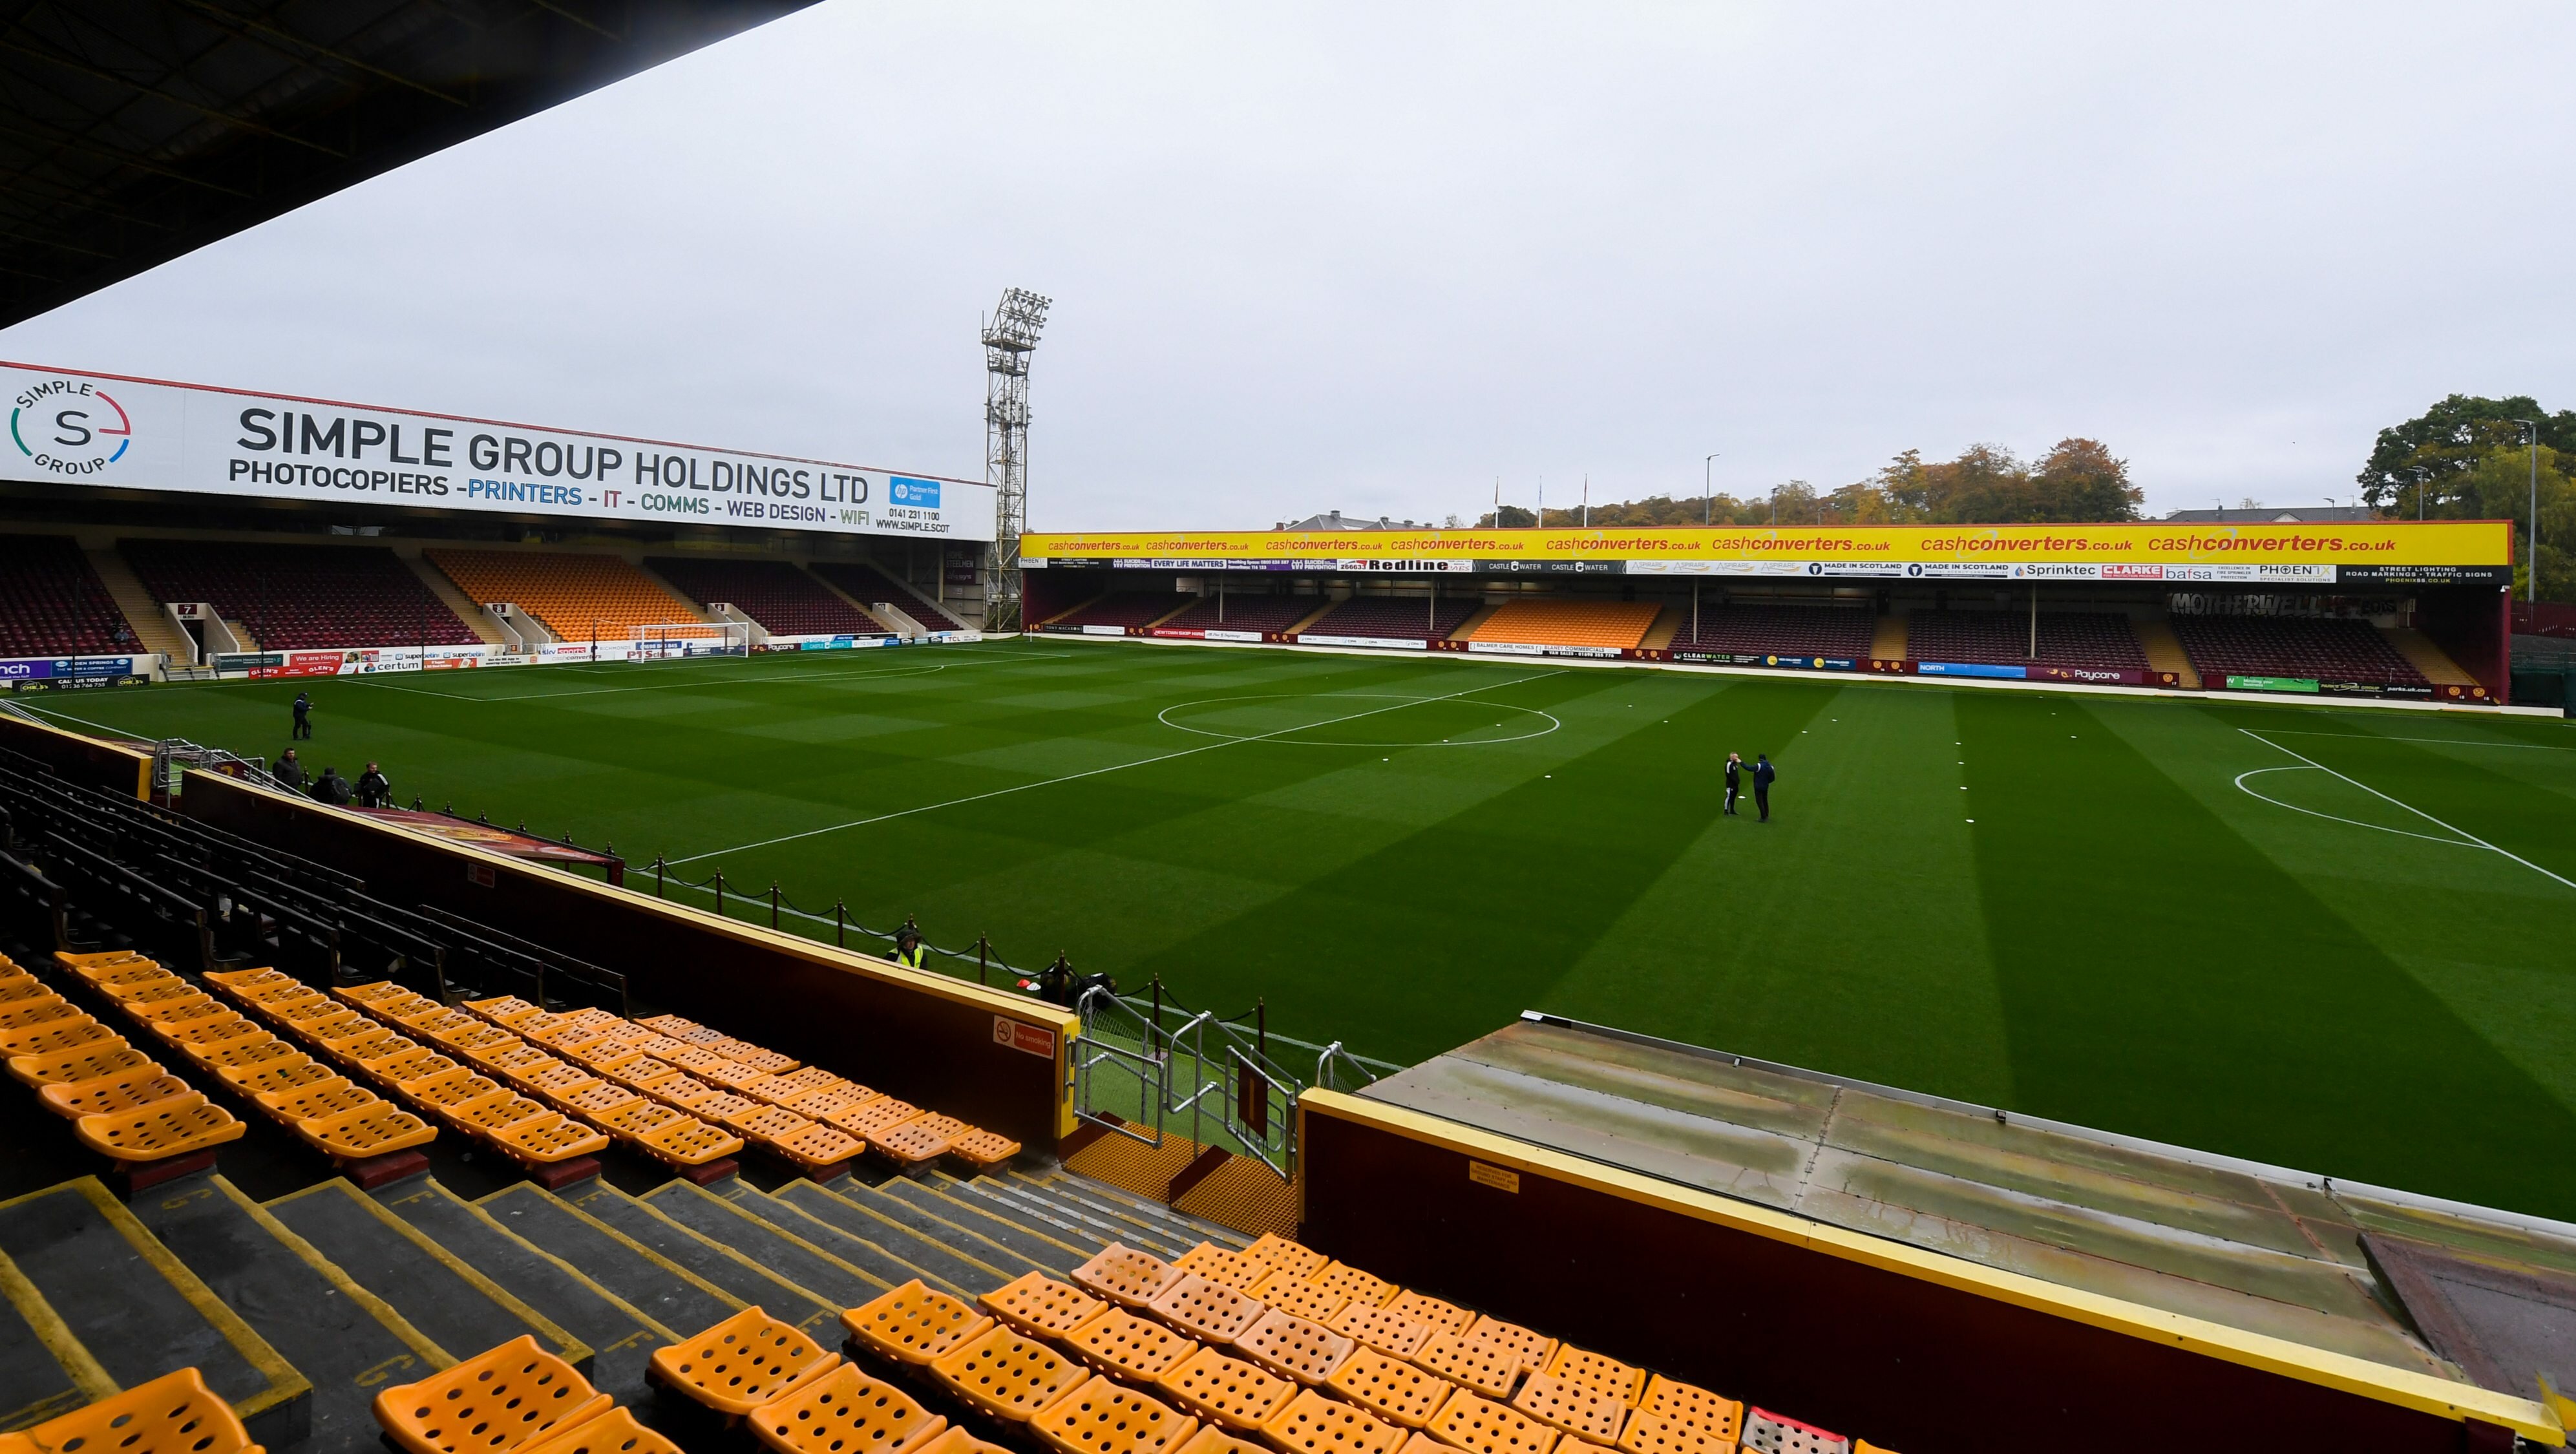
[1753, 753, 1776, 822]
[1722, 752, 1742, 816]
[291, 691, 312, 739]
[354, 762, 390, 809]
[272, 748, 306, 792]
[313, 765, 352, 805]
[892, 925, 925, 969]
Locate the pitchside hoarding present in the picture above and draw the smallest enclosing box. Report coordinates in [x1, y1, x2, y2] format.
[3, 361, 993, 542]
[1022, 522, 2513, 581]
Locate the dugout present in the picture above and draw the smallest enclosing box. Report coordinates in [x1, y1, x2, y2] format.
[1022, 520, 2522, 704]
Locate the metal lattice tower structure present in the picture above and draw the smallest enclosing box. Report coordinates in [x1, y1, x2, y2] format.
[981, 287, 1051, 631]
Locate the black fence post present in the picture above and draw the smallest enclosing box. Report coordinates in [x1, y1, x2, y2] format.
[977, 934, 989, 986]
[769, 881, 780, 929]
[834, 900, 846, 948]
[713, 869, 725, 920]
[654, 857, 666, 899]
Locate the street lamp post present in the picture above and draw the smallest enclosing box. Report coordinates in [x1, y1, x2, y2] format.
[1704, 454, 1718, 525]
[2514, 421, 2540, 602]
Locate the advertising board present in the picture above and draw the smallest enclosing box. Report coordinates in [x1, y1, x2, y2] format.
[1023, 522, 2510, 575]
[5, 360, 993, 542]
[0, 654, 145, 687]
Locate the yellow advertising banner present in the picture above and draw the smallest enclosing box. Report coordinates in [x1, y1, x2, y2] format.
[1023, 520, 2511, 567]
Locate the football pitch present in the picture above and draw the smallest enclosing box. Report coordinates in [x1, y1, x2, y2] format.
[26, 637, 2576, 1219]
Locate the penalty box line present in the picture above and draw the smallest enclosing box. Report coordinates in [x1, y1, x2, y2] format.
[662, 668, 1569, 866]
[2241, 728, 2575, 892]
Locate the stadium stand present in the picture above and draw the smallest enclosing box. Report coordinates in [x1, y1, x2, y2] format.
[1466, 599, 1662, 650]
[1906, 609, 2148, 669]
[426, 550, 713, 642]
[2173, 615, 2430, 686]
[1156, 595, 1317, 634]
[1666, 602, 1875, 658]
[1300, 598, 1480, 642]
[1044, 593, 1185, 631]
[813, 561, 967, 631]
[644, 556, 892, 637]
[120, 540, 481, 652]
[0, 534, 142, 657]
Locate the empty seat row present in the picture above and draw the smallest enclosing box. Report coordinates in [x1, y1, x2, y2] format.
[121, 539, 480, 651]
[427, 549, 717, 643]
[1300, 598, 1481, 642]
[2171, 615, 2428, 686]
[646, 556, 892, 637]
[5, 951, 249, 1170]
[1906, 610, 2146, 669]
[1156, 595, 1319, 634]
[1466, 600, 1662, 651]
[811, 560, 966, 631]
[0, 534, 141, 657]
[1665, 604, 1876, 659]
[1046, 593, 1187, 630]
[0, 1366, 263, 1454]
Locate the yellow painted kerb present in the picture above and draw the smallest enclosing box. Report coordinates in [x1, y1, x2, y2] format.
[1299, 1088, 2564, 1444]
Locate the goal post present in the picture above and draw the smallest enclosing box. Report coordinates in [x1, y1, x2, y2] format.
[628, 620, 750, 660]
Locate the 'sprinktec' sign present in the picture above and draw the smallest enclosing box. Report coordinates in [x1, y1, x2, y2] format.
[3, 361, 993, 542]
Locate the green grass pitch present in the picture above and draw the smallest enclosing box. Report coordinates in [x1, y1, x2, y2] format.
[27, 637, 2576, 1219]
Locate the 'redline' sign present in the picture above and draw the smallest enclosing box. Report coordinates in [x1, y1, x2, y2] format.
[1023, 522, 2515, 582]
[3, 361, 993, 542]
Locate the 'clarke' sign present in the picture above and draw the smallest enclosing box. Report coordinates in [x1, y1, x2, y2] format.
[3, 361, 992, 542]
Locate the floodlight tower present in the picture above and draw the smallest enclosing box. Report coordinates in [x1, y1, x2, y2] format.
[981, 286, 1051, 631]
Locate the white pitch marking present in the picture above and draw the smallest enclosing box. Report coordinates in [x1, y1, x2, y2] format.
[663, 669, 1568, 865]
[2254, 730, 2575, 752]
[2237, 728, 2575, 891]
[349, 646, 1073, 703]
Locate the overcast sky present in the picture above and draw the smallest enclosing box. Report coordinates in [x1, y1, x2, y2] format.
[5, 3, 2570, 529]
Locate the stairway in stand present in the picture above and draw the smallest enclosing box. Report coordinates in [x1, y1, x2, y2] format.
[1, 1159, 1252, 1454]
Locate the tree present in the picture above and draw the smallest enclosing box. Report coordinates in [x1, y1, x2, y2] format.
[2418, 443, 2575, 602]
[2358, 395, 2576, 512]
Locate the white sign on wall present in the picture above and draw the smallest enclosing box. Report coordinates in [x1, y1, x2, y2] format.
[3, 361, 995, 542]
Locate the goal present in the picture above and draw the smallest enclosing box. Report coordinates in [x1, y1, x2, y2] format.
[626, 620, 750, 661]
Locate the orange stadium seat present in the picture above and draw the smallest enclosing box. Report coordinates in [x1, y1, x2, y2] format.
[426, 549, 716, 644]
[1464, 599, 1661, 650]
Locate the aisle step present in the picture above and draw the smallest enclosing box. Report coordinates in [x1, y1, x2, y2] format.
[997, 1175, 1193, 1257]
[1035, 1170, 1252, 1249]
[861, 1175, 1079, 1276]
[476, 1184, 737, 1338]
[695, 1181, 971, 1300]
[796, 1175, 1037, 1285]
[937, 1175, 1116, 1256]
[375, 1179, 667, 1406]
[638, 1180, 890, 1311]
[553, 1179, 837, 1335]
[768, 1180, 1010, 1296]
[0, 1178, 308, 1449]
[132, 1175, 439, 1454]
[264, 1181, 589, 1376]
[0, 1267, 97, 1432]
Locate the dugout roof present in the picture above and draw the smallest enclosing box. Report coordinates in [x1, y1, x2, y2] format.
[0, 0, 819, 328]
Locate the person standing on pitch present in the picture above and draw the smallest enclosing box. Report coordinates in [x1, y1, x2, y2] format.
[1753, 752, 1776, 822]
[1723, 752, 1742, 816]
[291, 690, 313, 739]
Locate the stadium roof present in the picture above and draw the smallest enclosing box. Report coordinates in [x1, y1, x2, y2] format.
[0, 1, 819, 329]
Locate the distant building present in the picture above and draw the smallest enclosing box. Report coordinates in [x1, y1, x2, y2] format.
[1276, 511, 1425, 531]
[2160, 506, 2380, 523]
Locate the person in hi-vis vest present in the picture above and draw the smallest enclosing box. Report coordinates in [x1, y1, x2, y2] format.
[892, 925, 925, 969]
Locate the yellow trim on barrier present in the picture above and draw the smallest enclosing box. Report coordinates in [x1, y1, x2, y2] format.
[1297, 1089, 2564, 1444]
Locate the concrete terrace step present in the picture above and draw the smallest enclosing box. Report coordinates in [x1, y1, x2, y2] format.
[551, 1179, 838, 1338]
[638, 1179, 892, 1311]
[713, 1181, 976, 1301]
[1011, 1171, 1243, 1255]
[762, 1179, 1007, 1298]
[933, 1174, 1118, 1256]
[474, 1184, 737, 1342]
[132, 1175, 439, 1454]
[0, 1277, 88, 1433]
[264, 1180, 589, 1378]
[0, 1177, 308, 1449]
[814, 1174, 1053, 1283]
[966, 1176, 1172, 1257]
[374, 1179, 668, 1407]
[871, 1175, 1088, 1275]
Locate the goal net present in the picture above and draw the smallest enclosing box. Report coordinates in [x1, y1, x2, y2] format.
[628, 620, 750, 660]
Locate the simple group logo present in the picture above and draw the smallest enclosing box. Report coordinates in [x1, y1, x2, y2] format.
[889, 476, 942, 509]
[10, 377, 132, 478]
